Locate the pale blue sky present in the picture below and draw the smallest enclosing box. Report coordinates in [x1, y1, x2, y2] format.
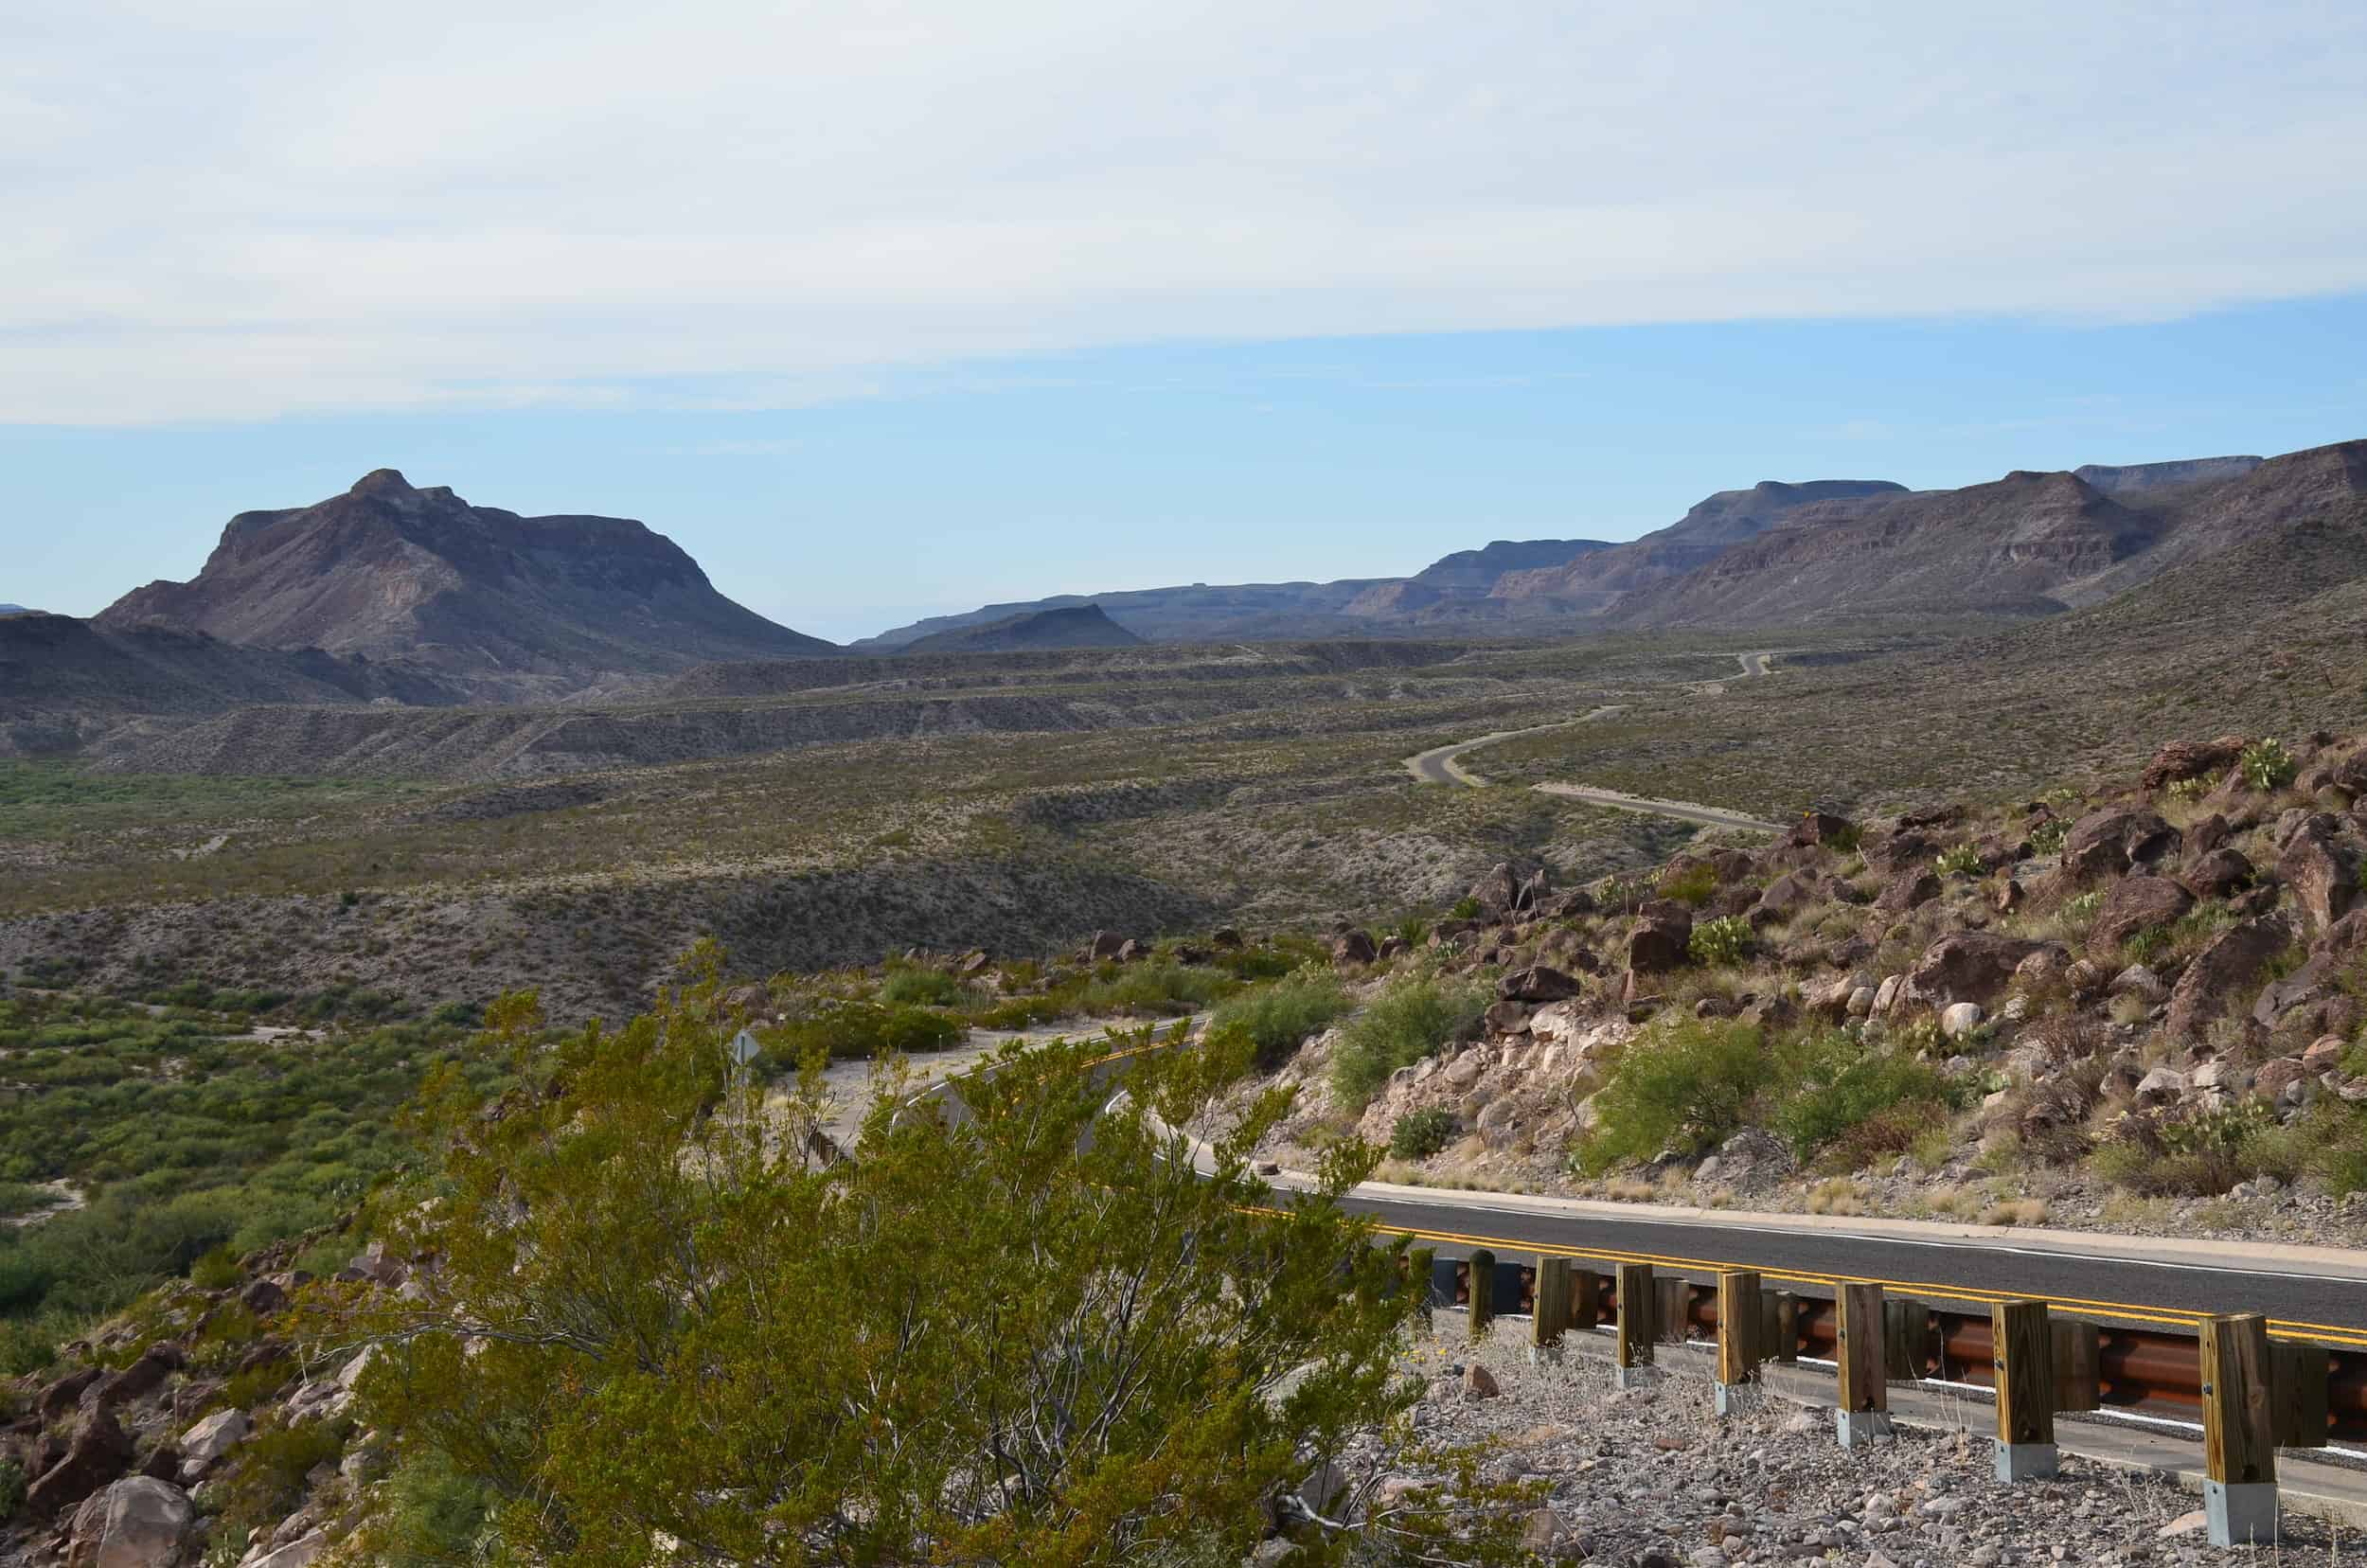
[7, 1, 2366, 642]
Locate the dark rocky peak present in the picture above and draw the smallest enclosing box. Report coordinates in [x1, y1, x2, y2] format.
[2073, 455, 2264, 497]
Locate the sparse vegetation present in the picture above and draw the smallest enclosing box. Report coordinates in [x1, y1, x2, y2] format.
[1686, 914, 1752, 967]
[1208, 966, 1350, 1071]
[1330, 966, 1492, 1107]
[1573, 1018, 1769, 1176]
[2240, 736, 2297, 791]
[1389, 1108, 1461, 1160]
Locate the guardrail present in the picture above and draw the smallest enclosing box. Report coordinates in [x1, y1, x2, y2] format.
[1420, 1249, 2357, 1548]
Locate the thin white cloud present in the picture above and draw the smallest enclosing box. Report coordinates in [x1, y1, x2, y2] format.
[5, 0, 2365, 423]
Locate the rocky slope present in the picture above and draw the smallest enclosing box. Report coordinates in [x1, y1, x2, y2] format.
[97, 470, 833, 702]
[901, 602, 1144, 652]
[1236, 725, 2367, 1246]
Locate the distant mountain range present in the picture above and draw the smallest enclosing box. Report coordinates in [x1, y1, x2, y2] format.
[0, 604, 34, 617]
[96, 470, 833, 702]
[863, 447, 2366, 643]
[8, 442, 2365, 755]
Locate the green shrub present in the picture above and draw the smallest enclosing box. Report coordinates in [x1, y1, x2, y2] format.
[2028, 818, 2069, 857]
[1770, 1036, 1962, 1164]
[879, 965, 966, 1007]
[1449, 897, 1481, 920]
[2240, 738, 2296, 793]
[768, 1002, 962, 1061]
[1208, 969, 1351, 1073]
[0, 1459, 22, 1522]
[213, 1418, 350, 1541]
[1388, 1109, 1460, 1161]
[189, 1244, 243, 1291]
[2308, 1102, 2367, 1196]
[1077, 961, 1234, 1017]
[1687, 915, 1752, 968]
[2164, 775, 2209, 803]
[370, 1448, 496, 1566]
[1660, 863, 1717, 908]
[2092, 1099, 2302, 1197]
[1330, 970, 1491, 1107]
[1932, 843, 1983, 879]
[1574, 1020, 1769, 1175]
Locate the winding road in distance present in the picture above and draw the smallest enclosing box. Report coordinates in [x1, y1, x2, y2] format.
[1404, 650, 1785, 834]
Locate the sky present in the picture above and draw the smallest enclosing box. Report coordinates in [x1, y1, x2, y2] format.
[7, 1, 2367, 643]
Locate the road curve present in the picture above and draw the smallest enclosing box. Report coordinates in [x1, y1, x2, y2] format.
[1405, 651, 1784, 833]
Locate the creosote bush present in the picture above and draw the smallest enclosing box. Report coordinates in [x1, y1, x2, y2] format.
[313, 954, 1533, 1566]
[1389, 1108, 1460, 1161]
[1207, 966, 1351, 1072]
[1330, 965, 1492, 1108]
[1573, 1019, 1769, 1175]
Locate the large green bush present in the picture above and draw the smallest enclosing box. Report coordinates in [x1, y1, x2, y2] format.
[1388, 1109, 1460, 1161]
[1330, 969, 1492, 1107]
[1208, 968, 1351, 1072]
[1769, 1034, 1962, 1164]
[768, 1001, 962, 1061]
[878, 964, 966, 1007]
[1573, 1019, 1769, 1175]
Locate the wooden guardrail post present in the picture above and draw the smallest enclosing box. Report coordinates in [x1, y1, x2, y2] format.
[1715, 1271, 1760, 1417]
[2051, 1318, 2100, 1413]
[2272, 1340, 2331, 1452]
[1991, 1300, 2057, 1481]
[1531, 1256, 1573, 1364]
[2200, 1313, 2278, 1546]
[1834, 1283, 1891, 1447]
[1614, 1262, 1655, 1387]
[1467, 1248, 1496, 1343]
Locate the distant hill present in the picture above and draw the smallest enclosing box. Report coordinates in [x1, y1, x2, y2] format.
[2072, 454, 2262, 498]
[1409, 538, 1611, 590]
[1, 612, 467, 756]
[0, 604, 32, 617]
[98, 470, 835, 701]
[902, 604, 1145, 653]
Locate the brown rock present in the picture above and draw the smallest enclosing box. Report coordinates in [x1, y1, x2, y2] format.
[1875, 869, 1942, 915]
[1470, 863, 1522, 917]
[1866, 830, 1934, 876]
[1789, 810, 1857, 848]
[38, 1368, 104, 1420]
[1484, 1000, 1533, 1035]
[1905, 933, 2046, 1007]
[1209, 927, 1242, 950]
[2062, 808, 2181, 882]
[2276, 816, 2359, 935]
[955, 950, 989, 976]
[240, 1277, 290, 1316]
[1462, 1363, 1501, 1399]
[2254, 1058, 2311, 1101]
[2166, 918, 2293, 1044]
[2143, 736, 2247, 792]
[1086, 930, 1128, 959]
[1628, 911, 1692, 973]
[2091, 875, 2196, 950]
[1498, 966, 1584, 1005]
[27, 1409, 133, 1519]
[2304, 1036, 2349, 1072]
[2189, 813, 2232, 853]
[1995, 879, 2025, 914]
[82, 1348, 180, 1414]
[2182, 848, 2254, 900]
[1330, 930, 1379, 967]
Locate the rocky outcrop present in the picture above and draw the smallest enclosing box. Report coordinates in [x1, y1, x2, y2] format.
[2090, 875, 2195, 950]
[2276, 815, 2360, 935]
[1904, 934, 2047, 1008]
[27, 1409, 134, 1518]
[2061, 808, 2180, 882]
[2142, 736, 2247, 791]
[65, 1477, 191, 1568]
[2167, 917, 2294, 1043]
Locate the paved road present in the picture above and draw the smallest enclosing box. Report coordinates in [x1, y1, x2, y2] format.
[1403, 651, 1785, 833]
[1339, 1188, 2367, 1340]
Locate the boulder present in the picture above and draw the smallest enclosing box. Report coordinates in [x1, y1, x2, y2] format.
[1628, 909, 1692, 973]
[1086, 930, 1128, 959]
[27, 1409, 134, 1519]
[1905, 933, 2046, 1008]
[1210, 927, 1242, 950]
[1514, 866, 1554, 913]
[241, 1533, 328, 1568]
[239, 1277, 289, 1316]
[1483, 1001, 1533, 1037]
[2091, 875, 2195, 950]
[1866, 830, 1934, 876]
[64, 1476, 191, 1568]
[2181, 848, 2254, 900]
[2276, 816, 2359, 935]
[2304, 1036, 2350, 1072]
[2254, 1058, 2312, 1102]
[1789, 810, 1857, 848]
[176, 1410, 248, 1484]
[2068, 807, 2184, 881]
[1377, 935, 1409, 960]
[1470, 863, 1522, 917]
[1875, 869, 1942, 916]
[1330, 930, 1379, 967]
[1462, 1363, 1501, 1399]
[2143, 736, 2247, 792]
[2135, 1066, 2187, 1106]
[1940, 1002, 1984, 1039]
[2109, 965, 2168, 1003]
[1498, 966, 1583, 1005]
[1995, 879, 2025, 915]
[38, 1367, 104, 1419]
[1754, 870, 1824, 918]
[2166, 918, 2293, 1044]
[84, 1347, 182, 1413]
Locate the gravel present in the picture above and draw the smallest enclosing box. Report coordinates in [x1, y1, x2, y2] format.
[1366, 1317, 2353, 1565]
